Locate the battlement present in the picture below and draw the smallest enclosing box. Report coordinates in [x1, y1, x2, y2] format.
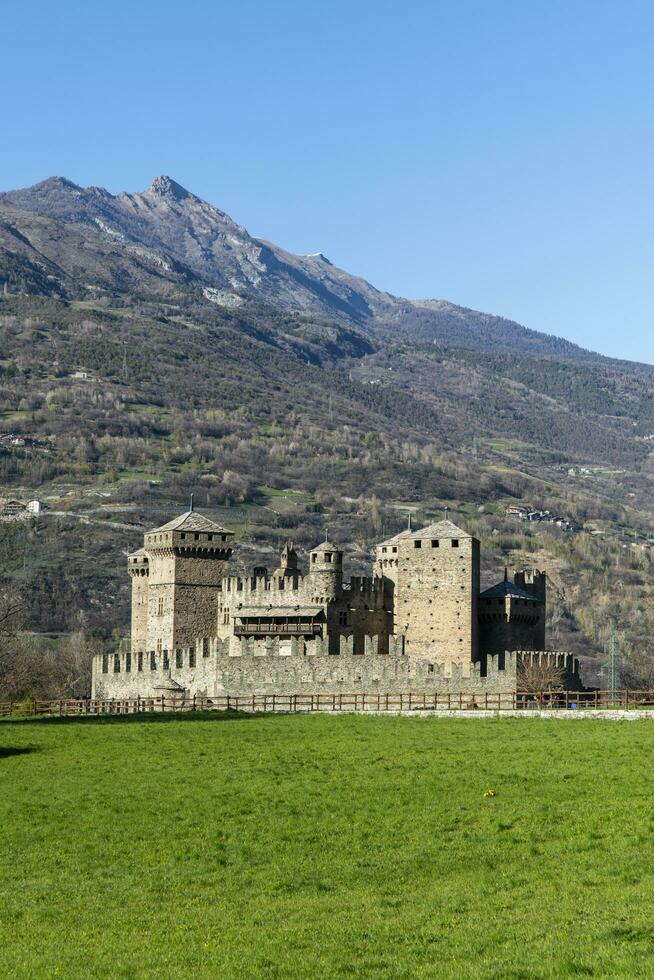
[93, 638, 584, 702]
[343, 575, 383, 596]
[220, 573, 303, 595]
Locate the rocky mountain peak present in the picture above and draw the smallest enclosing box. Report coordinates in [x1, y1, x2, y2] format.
[148, 175, 191, 201]
[41, 176, 82, 191]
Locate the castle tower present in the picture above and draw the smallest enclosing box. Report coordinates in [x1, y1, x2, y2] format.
[127, 548, 149, 653]
[391, 520, 480, 668]
[477, 568, 547, 656]
[274, 542, 299, 580]
[374, 528, 413, 591]
[138, 508, 235, 655]
[307, 540, 343, 602]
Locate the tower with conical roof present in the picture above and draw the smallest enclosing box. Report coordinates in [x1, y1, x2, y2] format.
[133, 506, 235, 656]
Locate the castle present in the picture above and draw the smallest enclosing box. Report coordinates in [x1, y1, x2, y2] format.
[91, 508, 582, 699]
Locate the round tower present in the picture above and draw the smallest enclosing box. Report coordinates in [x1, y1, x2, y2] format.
[128, 548, 149, 653]
[307, 540, 343, 601]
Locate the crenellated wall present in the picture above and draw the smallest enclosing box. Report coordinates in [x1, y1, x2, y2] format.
[92, 636, 582, 701]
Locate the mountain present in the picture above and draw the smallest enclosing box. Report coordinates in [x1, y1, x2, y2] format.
[0, 175, 613, 363]
[1, 174, 654, 689]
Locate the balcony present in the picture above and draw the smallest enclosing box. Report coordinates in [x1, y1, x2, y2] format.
[234, 622, 323, 637]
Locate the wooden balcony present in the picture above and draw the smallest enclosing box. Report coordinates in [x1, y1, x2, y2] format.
[234, 622, 323, 637]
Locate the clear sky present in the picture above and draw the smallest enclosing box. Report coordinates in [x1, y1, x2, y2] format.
[2, 0, 654, 362]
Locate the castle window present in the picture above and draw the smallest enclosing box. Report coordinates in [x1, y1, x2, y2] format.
[163, 649, 170, 670]
[431, 540, 439, 548]
[414, 540, 421, 549]
[223, 610, 230, 624]
[451, 540, 459, 548]
[102, 654, 109, 674]
[311, 554, 316, 563]
[202, 638, 210, 658]
[113, 654, 120, 673]
[222, 535, 226, 542]
[325, 553, 332, 562]
[150, 651, 157, 671]
[157, 597, 164, 617]
[279, 578, 284, 590]
[181, 533, 186, 539]
[189, 647, 196, 668]
[176, 649, 183, 669]
[137, 652, 143, 672]
[428, 663, 434, 673]
[157, 639, 162, 654]
[338, 610, 348, 626]
[194, 533, 199, 540]
[382, 547, 387, 553]
[392, 547, 397, 553]
[125, 653, 131, 673]
[208, 534, 213, 541]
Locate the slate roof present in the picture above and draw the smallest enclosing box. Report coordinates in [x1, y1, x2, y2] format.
[149, 510, 232, 534]
[310, 540, 340, 553]
[479, 579, 538, 601]
[237, 605, 324, 618]
[378, 520, 470, 547]
[408, 520, 471, 540]
[376, 529, 414, 547]
[128, 547, 148, 559]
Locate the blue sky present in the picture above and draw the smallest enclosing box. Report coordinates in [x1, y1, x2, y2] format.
[2, 0, 654, 362]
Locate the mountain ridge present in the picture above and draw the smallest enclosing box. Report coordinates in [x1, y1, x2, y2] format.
[1, 174, 627, 367]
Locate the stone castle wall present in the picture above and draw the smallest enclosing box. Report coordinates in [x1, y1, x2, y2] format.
[92, 636, 582, 701]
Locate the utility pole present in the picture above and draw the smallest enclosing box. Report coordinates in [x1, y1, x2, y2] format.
[607, 624, 620, 701]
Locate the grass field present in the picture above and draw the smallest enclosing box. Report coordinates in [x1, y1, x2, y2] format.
[1, 714, 654, 978]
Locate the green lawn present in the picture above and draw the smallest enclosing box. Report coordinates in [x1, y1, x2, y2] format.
[1, 715, 653, 978]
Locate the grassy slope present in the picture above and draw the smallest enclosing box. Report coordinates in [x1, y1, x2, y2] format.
[1, 714, 653, 978]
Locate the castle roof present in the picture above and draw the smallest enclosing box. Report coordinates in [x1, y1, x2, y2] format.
[377, 520, 470, 547]
[408, 520, 471, 540]
[311, 540, 340, 553]
[376, 529, 414, 547]
[149, 510, 232, 534]
[128, 547, 148, 559]
[480, 579, 538, 601]
[237, 605, 324, 618]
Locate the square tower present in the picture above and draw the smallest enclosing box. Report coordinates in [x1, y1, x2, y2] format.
[138, 510, 235, 654]
[390, 520, 480, 668]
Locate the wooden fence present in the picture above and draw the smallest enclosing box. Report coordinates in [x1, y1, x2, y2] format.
[2, 690, 654, 718]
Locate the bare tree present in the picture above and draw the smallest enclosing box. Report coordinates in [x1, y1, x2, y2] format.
[620, 649, 654, 691]
[0, 587, 100, 701]
[0, 585, 24, 637]
[517, 658, 565, 693]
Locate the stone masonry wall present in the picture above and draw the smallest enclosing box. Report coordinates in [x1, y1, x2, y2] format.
[393, 533, 480, 668]
[92, 634, 550, 699]
[92, 643, 582, 701]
